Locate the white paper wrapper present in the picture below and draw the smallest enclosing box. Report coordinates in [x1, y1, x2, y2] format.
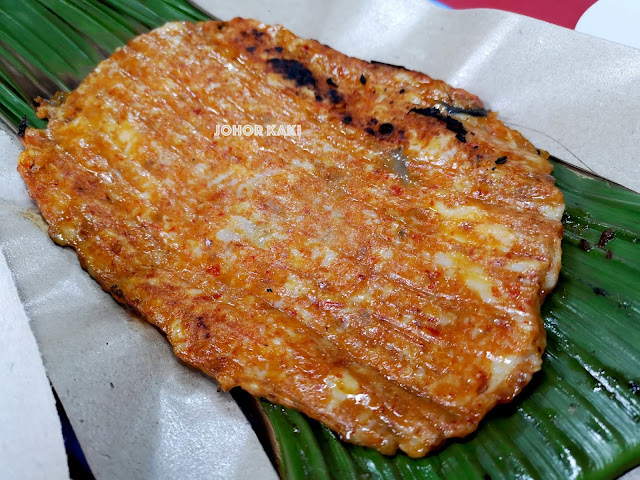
[1, 0, 639, 477]
[0, 245, 68, 480]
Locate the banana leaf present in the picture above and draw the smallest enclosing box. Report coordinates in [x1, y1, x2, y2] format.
[0, 1, 638, 479]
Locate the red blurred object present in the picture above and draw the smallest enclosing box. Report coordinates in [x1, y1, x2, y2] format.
[440, 0, 598, 29]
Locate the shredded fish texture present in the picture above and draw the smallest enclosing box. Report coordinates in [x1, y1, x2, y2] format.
[18, 18, 564, 457]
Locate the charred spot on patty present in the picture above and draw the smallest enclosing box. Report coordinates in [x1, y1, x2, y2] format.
[410, 107, 468, 142]
[372, 60, 409, 71]
[267, 58, 316, 88]
[328, 89, 344, 104]
[18, 115, 29, 138]
[379, 123, 394, 135]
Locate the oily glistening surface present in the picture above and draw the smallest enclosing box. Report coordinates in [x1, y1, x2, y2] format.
[18, 18, 563, 457]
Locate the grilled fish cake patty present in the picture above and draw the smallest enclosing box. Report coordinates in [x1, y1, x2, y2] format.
[19, 18, 564, 457]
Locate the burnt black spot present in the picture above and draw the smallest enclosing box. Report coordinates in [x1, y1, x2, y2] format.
[410, 107, 468, 143]
[365, 127, 376, 136]
[592, 287, 608, 297]
[360, 74, 366, 85]
[251, 29, 265, 38]
[326, 77, 338, 87]
[630, 382, 640, 395]
[205, 332, 211, 339]
[110, 285, 125, 300]
[342, 115, 352, 125]
[328, 89, 343, 104]
[217, 23, 227, 30]
[495, 156, 508, 165]
[439, 102, 488, 117]
[379, 123, 394, 135]
[246, 46, 256, 53]
[372, 60, 408, 71]
[266, 288, 273, 292]
[18, 115, 28, 138]
[369, 118, 378, 125]
[274, 46, 283, 53]
[578, 239, 592, 252]
[399, 88, 405, 94]
[267, 58, 316, 87]
[315, 94, 323, 102]
[473, 145, 479, 149]
[598, 229, 616, 248]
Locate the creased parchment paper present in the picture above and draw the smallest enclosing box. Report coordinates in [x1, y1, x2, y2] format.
[1, 0, 639, 478]
[0, 245, 68, 480]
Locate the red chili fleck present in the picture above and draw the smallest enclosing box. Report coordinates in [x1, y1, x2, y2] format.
[318, 300, 345, 311]
[424, 326, 440, 337]
[390, 185, 403, 196]
[208, 264, 221, 275]
[508, 285, 521, 298]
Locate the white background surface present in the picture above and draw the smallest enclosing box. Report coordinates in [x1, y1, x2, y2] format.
[576, 0, 640, 49]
